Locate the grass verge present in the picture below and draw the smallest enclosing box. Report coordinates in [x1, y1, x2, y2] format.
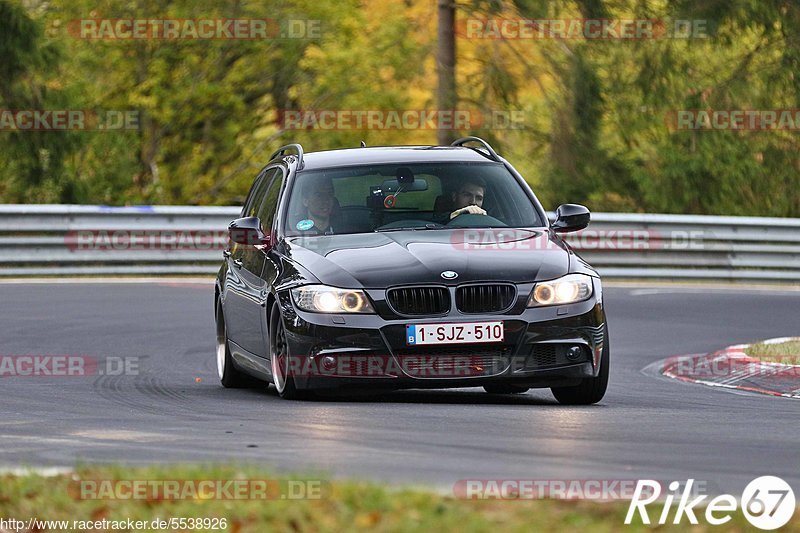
[744, 339, 800, 365]
[1, 465, 799, 532]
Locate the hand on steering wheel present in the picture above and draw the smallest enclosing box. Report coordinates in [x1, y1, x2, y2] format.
[450, 205, 487, 219]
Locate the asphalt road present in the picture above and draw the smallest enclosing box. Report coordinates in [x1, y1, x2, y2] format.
[1, 281, 798, 494]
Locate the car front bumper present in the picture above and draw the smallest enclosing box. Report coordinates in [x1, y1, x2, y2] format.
[277, 288, 607, 391]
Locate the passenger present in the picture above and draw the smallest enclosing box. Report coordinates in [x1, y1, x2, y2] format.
[297, 177, 337, 234]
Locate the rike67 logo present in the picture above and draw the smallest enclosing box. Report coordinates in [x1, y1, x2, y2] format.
[626, 476, 795, 530]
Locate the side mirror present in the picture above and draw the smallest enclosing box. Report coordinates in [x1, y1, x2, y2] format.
[551, 204, 590, 233]
[228, 217, 272, 247]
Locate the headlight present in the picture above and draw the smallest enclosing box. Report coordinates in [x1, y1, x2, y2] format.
[291, 285, 375, 313]
[527, 274, 593, 307]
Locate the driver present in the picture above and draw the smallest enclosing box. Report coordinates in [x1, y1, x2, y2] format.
[449, 178, 487, 219]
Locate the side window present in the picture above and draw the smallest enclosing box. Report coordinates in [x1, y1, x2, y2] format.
[256, 168, 283, 233]
[241, 170, 270, 218]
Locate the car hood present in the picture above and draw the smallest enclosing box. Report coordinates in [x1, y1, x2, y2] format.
[283, 229, 571, 288]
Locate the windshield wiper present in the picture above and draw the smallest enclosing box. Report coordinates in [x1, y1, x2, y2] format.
[375, 223, 445, 232]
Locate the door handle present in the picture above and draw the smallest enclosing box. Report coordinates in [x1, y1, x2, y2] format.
[233, 259, 243, 269]
[222, 250, 231, 258]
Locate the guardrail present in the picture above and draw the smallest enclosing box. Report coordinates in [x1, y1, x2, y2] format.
[1, 205, 799, 281]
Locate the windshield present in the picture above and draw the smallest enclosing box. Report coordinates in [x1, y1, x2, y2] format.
[283, 162, 544, 236]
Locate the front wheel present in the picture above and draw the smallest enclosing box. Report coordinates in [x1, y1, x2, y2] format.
[551, 325, 610, 405]
[269, 302, 313, 400]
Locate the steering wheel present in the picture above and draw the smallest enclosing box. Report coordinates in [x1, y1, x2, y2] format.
[446, 213, 507, 227]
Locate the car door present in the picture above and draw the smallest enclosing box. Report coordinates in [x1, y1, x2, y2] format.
[225, 167, 280, 357]
[253, 166, 286, 353]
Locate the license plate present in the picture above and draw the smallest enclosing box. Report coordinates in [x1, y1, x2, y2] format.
[406, 321, 504, 346]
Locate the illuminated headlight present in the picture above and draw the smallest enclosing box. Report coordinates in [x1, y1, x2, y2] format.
[527, 274, 593, 307]
[291, 285, 375, 314]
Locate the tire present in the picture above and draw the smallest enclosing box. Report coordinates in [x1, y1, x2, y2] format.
[551, 324, 609, 405]
[216, 301, 251, 388]
[269, 302, 313, 400]
[484, 384, 529, 394]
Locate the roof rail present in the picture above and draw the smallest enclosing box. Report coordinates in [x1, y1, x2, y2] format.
[270, 143, 305, 169]
[450, 136, 500, 162]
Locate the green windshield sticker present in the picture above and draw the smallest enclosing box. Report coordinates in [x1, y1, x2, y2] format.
[296, 219, 315, 231]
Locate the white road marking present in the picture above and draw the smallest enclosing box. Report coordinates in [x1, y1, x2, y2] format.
[628, 286, 800, 296]
[0, 466, 73, 476]
[0, 277, 214, 284]
[70, 430, 172, 442]
[762, 337, 799, 345]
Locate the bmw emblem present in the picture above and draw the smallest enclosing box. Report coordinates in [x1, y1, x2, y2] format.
[441, 270, 458, 280]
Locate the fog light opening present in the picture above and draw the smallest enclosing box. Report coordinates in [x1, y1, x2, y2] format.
[566, 346, 584, 362]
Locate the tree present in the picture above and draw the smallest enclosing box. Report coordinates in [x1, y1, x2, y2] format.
[436, 0, 456, 145]
[0, 0, 80, 202]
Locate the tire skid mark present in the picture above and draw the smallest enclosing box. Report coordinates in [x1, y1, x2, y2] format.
[91, 363, 265, 419]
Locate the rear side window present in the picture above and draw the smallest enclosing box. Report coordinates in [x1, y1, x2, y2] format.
[255, 168, 283, 233]
[241, 169, 271, 218]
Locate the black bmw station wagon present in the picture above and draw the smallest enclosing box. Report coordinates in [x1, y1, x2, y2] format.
[215, 137, 609, 404]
